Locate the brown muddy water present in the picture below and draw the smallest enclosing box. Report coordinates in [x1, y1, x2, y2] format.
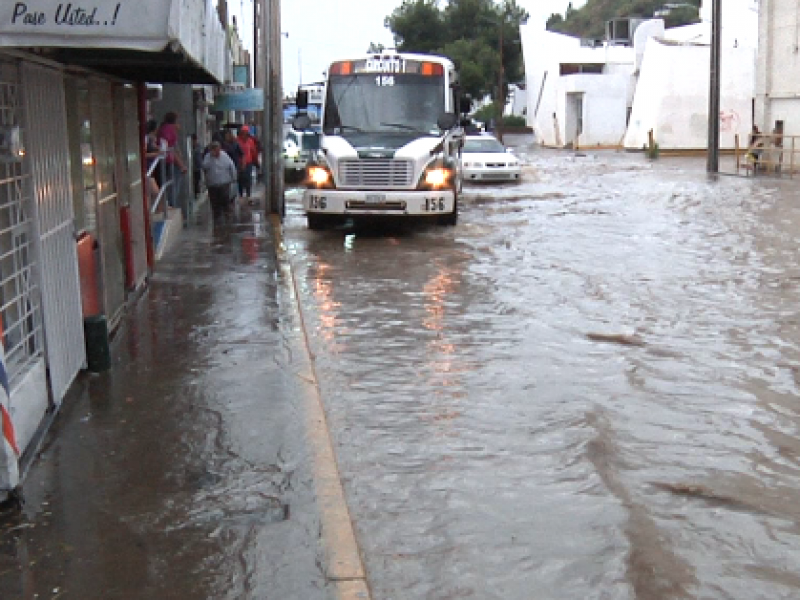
[282, 150, 800, 599]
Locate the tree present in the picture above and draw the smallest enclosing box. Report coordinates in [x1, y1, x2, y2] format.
[384, 0, 446, 54]
[663, 5, 699, 29]
[546, 13, 564, 29]
[546, 0, 701, 38]
[367, 42, 386, 53]
[440, 38, 498, 100]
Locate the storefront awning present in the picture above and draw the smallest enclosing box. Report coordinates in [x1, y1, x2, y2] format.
[0, 0, 227, 83]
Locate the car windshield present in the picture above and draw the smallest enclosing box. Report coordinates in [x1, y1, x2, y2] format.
[463, 138, 507, 153]
[324, 73, 444, 135]
[301, 133, 321, 151]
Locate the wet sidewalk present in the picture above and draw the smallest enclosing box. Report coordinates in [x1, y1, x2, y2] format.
[0, 188, 349, 599]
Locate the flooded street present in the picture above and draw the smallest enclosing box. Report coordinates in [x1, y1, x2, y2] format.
[283, 149, 800, 599]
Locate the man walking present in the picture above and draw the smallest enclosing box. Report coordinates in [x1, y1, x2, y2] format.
[202, 142, 237, 224]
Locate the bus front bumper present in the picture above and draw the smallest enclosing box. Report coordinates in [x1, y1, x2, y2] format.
[303, 189, 455, 217]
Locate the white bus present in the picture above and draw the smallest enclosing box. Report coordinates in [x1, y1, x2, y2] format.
[293, 51, 466, 229]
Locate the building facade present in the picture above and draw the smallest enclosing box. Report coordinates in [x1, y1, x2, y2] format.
[756, 0, 800, 137]
[0, 0, 231, 498]
[521, 0, 759, 151]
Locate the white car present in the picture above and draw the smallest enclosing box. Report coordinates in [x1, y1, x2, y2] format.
[461, 135, 522, 183]
[283, 129, 321, 182]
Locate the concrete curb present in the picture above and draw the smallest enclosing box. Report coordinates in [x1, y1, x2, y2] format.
[269, 214, 372, 600]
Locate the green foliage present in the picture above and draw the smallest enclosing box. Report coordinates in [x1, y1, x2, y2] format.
[547, 0, 700, 39]
[473, 102, 499, 123]
[384, 0, 447, 54]
[440, 38, 499, 100]
[472, 103, 526, 126]
[502, 115, 526, 127]
[546, 13, 564, 29]
[662, 5, 699, 28]
[385, 0, 530, 103]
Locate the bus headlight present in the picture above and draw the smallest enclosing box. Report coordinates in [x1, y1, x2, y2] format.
[424, 167, 450, 187]
[308, 166, 333, 187]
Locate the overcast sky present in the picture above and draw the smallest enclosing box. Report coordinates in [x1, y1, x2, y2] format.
[229, 0, 584, 93]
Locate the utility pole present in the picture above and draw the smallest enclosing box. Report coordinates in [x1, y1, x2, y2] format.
[497, 9, 505, 143]
[706, 0, 721, 173]
[261, 0, 284, 215]
[253, 0, 258, 87]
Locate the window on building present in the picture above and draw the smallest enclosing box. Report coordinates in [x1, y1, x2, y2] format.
[559, 63, 604, 76]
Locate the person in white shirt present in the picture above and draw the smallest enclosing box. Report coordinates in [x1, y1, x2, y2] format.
[202, 141, 237, 223]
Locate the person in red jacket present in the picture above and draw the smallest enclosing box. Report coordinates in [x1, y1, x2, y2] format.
[236, 125, 259, 203]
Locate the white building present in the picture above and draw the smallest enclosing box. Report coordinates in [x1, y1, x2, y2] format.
[756, 0, 800, 137]
[521, 23, 645, 148]
[521, 0, 759, 151]
[625, 0, 758, 150]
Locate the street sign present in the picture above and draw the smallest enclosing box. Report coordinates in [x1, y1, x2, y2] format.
[212, 88, 264, 111]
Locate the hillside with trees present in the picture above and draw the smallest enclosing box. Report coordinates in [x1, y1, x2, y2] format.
[384, 0, 528, 107]
[547, 0, 701, 39]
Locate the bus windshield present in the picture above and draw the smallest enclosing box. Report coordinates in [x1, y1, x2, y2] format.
[324, 73, 444, 136]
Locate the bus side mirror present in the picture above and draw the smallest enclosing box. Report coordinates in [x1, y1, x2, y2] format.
[292, 114, 311, 131]
[437, 113, 458, 130]
[296, 90, 309, 110]
[459, 96, 472, 115]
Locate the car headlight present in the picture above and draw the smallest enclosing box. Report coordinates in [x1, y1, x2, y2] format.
[424, 167, 451, 187]
[307, 165, 333, 187]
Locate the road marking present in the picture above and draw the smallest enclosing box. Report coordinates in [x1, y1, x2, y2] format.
[269, 214, 372, 600]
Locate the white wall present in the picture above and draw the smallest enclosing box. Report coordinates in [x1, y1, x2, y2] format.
[561, 73, 629, 146]
[756, 0, 800, 135]
[509, 85, 528, 117]
[625, 39, 755, 150]
[520, 23, 635, 146]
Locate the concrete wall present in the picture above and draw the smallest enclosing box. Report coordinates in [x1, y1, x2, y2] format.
[561, 73, 629, 147]
[521, 1, 757, 150]
[756, 0, 800, 135]
[625, 39, 755, 150]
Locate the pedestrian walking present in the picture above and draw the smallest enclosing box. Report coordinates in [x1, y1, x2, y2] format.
[236, 125, 260, 204]
[144, 119, 161, 208]
[202, 141, 237, 224]
[191, 133, 204, 198]
[157, 111, 188, 208]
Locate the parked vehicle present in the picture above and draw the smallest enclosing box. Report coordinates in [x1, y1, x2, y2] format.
[461, 134, 522, 183]
[283, 128, 321, 183]
[292, 51, 468, 229]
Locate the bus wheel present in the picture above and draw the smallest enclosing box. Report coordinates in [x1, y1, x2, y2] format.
[307, 214, 329, 230]
[439, 198, 458, 226]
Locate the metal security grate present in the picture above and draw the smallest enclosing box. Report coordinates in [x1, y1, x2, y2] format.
[0, 60, 44, 389]
[23, 62, 86, 403]
[339, 159, 413, 188]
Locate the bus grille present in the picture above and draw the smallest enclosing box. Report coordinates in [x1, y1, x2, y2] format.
[339, 159, 413, 188]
